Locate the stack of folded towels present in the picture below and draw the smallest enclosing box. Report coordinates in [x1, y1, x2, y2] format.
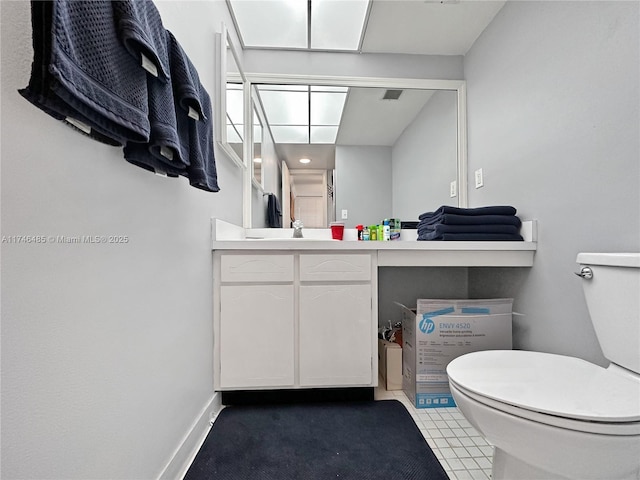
[417, 205, 523, 241]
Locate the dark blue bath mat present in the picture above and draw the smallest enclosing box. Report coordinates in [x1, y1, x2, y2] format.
[184, 399, 449, 480]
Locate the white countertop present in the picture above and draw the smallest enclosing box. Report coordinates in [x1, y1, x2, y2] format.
[211, 219, 538, 267]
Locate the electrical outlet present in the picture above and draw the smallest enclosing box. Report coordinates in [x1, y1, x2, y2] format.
[341, 209, 348, 219]
[450, 180, 457, 198]
[475, 168, 484, 188]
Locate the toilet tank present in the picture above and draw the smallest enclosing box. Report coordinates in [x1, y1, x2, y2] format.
[577, 253, 640, 374]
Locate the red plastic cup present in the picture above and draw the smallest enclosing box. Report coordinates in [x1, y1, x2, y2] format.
[330, 222, 345, 240]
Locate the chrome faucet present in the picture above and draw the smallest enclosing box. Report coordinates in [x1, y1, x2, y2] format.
[292, 220, 304, 238]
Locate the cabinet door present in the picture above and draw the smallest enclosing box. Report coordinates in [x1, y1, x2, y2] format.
[220, 285, 294, 388]
[299, 284, 372, 386]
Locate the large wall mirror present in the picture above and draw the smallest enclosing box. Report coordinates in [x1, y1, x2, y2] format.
[242, 75, 467, 229]
[215, 26, 467, 229]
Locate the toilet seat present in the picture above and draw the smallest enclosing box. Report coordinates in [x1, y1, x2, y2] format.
[447, 350, 640, 436]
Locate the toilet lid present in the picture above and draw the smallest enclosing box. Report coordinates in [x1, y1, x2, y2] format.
[446, 350, 640, 423]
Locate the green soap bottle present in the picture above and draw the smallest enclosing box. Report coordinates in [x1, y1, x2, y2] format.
[369, 225, 378, 241]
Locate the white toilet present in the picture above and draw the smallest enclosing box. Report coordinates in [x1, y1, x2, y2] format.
[447, 253, 640, 480]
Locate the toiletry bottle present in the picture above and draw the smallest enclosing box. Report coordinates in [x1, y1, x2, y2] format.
[383, 219, 390, 241]
[363, 225, 370, 241]
[390, 218, 401, 241]
[370, 225, 377, 241]
[378, 223, 384, 241]
[356, 225, 363, 241]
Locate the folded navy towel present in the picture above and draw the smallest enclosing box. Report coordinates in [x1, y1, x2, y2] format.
[113, 0, 170, 82]
[19, 1, 126, 145]
[46, 0, 150, 143]
[418, 224, 520, 236]
[123, 28, 186, 173]
[123, 134, 184, 177]
[185, 87, 219, 192]
[167, 31, 219, 192]
[418, 232, 524, 241]
[166, 32, 205, 120]
[419, 205, 517, 221]
[419, 214, 522, 228]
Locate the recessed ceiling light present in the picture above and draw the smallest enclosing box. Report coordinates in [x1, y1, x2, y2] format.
[299, 158, 311, 164]
[254, 157, 262, 163]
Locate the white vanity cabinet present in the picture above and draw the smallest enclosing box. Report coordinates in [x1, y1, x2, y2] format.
[218, 255, 295, 389]
[298, 254, 373, 386]
[214, 251, 378, 391]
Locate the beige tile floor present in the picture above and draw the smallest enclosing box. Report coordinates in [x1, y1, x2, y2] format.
[374, 383, 494, 480]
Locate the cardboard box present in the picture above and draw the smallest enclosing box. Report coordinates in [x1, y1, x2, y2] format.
[378, 339, 402, 390]
[398, 299, 513, 408]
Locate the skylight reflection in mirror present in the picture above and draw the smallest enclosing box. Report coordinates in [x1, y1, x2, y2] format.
[270, 125, 309, 143]
[311, 126, 340, 144]
[226, 83, 244, 143]
[228, 0, 370, 51]
[256, 85, 348, 144]
[259, 89, 309, 125]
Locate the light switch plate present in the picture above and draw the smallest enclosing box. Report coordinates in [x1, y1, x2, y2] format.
[450, 180, 457, 197]
[475, 168, 484, 188]
[341, 209, 348, 219]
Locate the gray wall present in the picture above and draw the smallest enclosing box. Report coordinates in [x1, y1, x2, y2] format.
[392, 90, 458, 220]
[378, 267, 469, 330]
[0, 1, 243, 479]
[464, 1, 640, 365]
[335, 146, 392, 228]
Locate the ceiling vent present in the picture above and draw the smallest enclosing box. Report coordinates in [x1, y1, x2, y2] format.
[382, 89, 403, 100]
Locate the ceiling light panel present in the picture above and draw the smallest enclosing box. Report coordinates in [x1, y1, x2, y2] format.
[310, 0, 370, 50]
[310, 126, 339, 144]
[256, 84, 347, 144]
[258, 89, 309, 125]
[229, 0, 307, 48]
[271, 126, 309, 143]
[310, 91, 347, 125]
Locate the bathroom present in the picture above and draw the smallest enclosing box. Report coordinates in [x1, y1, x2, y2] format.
[0, 1, 638, 479]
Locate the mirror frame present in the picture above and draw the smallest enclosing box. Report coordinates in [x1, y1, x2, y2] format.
[242, 73, 468, 228]
[216, 23, 246, 169]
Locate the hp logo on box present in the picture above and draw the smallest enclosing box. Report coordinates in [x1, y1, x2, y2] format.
[419, 316, 435, 334]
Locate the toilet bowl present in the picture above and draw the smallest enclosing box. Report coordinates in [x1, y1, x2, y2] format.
[447, 253, 640, 480]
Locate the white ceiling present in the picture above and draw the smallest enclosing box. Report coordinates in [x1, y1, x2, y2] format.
[362, 0, 506, 56]
[337, 88, 435, 146]
[241, 0, 506, 172]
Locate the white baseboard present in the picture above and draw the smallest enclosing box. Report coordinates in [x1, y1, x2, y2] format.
[157, 392, 223, 480]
